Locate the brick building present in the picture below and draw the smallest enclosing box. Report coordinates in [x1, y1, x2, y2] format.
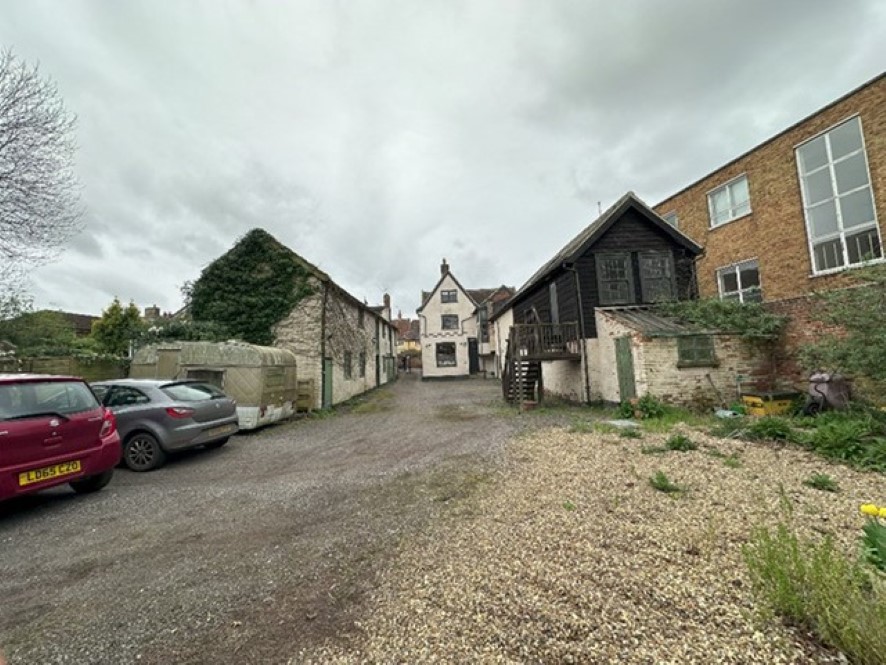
[653, 73, 885, 377]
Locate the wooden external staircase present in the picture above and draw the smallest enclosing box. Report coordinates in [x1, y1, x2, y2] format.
[502, 323, 580, 406]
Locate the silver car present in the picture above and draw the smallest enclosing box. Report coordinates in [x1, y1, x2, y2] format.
[91, 379, 239, 472]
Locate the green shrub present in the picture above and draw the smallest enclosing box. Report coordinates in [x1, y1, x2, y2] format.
[666, 434, 697, 452]
[803, 473, 839, 492]
[743, 524, 886, 665]
[745, 416, 795, 441]
[636, 394, 666, 419]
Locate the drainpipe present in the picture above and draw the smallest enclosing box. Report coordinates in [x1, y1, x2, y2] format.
[563, 262, 591, 404]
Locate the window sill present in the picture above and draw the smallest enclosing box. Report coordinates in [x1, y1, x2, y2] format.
[808, 257, 886, 279]
[677, 360, 720, 369]
[708, 210, 752, 230]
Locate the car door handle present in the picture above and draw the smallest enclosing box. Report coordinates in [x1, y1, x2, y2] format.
[43, 436, 63, 446]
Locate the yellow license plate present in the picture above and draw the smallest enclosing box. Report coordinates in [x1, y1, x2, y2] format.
[19, 460, 82, 486]
[207, 424, 234, 437]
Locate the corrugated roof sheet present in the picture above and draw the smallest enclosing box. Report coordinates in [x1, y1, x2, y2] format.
[601, 307, 720, 337]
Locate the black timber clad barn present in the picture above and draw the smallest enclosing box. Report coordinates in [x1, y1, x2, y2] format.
[504, 191, 703, 339]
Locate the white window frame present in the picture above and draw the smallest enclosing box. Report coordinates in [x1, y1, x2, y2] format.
[707, 174, 751, 228]
[795, 115, 883, 276]
[716, 258, 762, 303]
[440, 289, 458, 303]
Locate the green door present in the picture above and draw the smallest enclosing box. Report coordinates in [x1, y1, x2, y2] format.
[322, 357, 333, 408]
[615, 336, 636, 401]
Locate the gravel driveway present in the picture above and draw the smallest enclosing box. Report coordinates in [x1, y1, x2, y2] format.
[0, 373, 519, 664]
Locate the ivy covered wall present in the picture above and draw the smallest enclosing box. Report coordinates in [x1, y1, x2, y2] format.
[189, 229, 315, 345]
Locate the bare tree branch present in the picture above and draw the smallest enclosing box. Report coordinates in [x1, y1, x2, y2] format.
[0, 47, 83, 287]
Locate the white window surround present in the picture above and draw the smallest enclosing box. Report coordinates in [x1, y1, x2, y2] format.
[716, 258, 762, 303]
[795, 115, 882, 275]
[707, 174, 751, 228]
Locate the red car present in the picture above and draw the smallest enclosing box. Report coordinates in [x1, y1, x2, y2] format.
[0, 374, 121, 502]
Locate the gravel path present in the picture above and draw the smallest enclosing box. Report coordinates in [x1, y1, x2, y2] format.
[303, 421, 885, 664]
[0, 374, 518, 664]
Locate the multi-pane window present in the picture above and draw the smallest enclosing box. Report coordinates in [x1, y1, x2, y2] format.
[359, 351, 366, 378]
[717, 260, 762, 303]
[441, 289, 458, 303]
[639, 252, 675, 302]
[661, 211, 679, 227]
[677, 335, 717, 367]
[596, 253, 635, 305]
[708, 175, 751, 227]
[344, 351, 352, 379]
[478, 307, 490, 343]
[796, 116, 881, 273]
[441, 314, 459, 330]
[358, 309, 364, 328]
[436, 342, 457, 367]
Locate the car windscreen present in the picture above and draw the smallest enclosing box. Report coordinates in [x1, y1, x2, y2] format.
[161, 382, 226, 402]
[0, 381, 101, 420]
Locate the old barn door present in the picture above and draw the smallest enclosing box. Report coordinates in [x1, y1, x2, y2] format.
[322, 358, 333, 408]
[615, 336, 636, 401]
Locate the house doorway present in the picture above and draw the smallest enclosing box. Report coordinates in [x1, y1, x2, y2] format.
[468, 338, 479, 374]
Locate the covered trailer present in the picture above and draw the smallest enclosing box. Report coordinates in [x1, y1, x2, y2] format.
[130, 341, 297, 430]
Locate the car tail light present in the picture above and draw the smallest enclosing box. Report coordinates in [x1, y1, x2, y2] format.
[100, 408, 117, 437]
[166, 406, 195, 419]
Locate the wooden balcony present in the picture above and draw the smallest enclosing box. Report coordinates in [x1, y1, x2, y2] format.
[509, 322, 581, 360]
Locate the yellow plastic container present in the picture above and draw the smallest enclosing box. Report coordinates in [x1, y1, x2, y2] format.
[741, 392, 800, 417]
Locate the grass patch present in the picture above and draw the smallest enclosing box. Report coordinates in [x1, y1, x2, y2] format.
[723, 454, 743, 468]
[351, 390, 395, 414]
[569, 419, 596, 433]
[435, 404, 484, 421]
[744, 524, 886, 665]
[649, 470, 684, 494]
[619, 428, 643, 439]
[803, 473, 839, 492]
[641, 445, 667, 455]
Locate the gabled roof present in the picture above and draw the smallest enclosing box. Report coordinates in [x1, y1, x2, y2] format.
[496, 192, 703, 318]
[416, 269, 478, 313]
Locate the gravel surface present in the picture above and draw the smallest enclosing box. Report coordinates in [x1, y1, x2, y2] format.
[0, 374, 519, 664]
[303, 421, 885, 664]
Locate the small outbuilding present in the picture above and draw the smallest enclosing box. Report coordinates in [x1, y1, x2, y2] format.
[130, 341, 298, 430]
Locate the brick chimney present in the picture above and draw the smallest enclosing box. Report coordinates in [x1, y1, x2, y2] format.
[383, 293, 391, 310]
[440, 258, 449, 275]
[144, 305, 160, 321]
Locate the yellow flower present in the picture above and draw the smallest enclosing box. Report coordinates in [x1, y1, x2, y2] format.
[880, 507, 886, 520]
[860, 503, 880, 517]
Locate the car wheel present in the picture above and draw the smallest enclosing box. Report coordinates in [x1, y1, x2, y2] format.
[124, 433, 167, 471]
[203, 437, 229, 450]
[70, 469, 114, 494]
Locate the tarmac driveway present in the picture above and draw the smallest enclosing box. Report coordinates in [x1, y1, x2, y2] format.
[0, 373, 520, 664]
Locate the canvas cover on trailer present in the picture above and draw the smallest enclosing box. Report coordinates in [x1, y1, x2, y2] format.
[130, 341, 297, 430]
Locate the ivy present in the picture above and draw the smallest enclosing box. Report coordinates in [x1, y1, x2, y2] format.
[655, 298, 786, 339]
[189, 229, 316, 345]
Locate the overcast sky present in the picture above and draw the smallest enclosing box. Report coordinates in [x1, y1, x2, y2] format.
[2, 0, 884, 319]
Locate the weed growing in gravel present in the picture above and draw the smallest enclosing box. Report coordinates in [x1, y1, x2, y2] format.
[562, 500, 576, 512]
[619, 428, 642, 439]
[723, 454, 743, 469]
[803, 473, 839, 492]
[665, 434, 697, 452]
[641, 445, 667, 455]
[708, 418, 748, 439]
[743, 522, 886, 665]
[744, 416, 795, 441]
[649, 471, 683, 494]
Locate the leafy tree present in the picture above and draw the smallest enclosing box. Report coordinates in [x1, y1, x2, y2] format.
[0, 48, 82, 287]
[189, 229, 314, 345]
[798, 265, 886, 394]
[91, 298, 145, 356]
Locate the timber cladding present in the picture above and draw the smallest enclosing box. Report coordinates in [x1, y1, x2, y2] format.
[654, 74, 885, 303]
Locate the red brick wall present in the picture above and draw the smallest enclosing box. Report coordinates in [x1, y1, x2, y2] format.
[654, 75, 886, 302]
